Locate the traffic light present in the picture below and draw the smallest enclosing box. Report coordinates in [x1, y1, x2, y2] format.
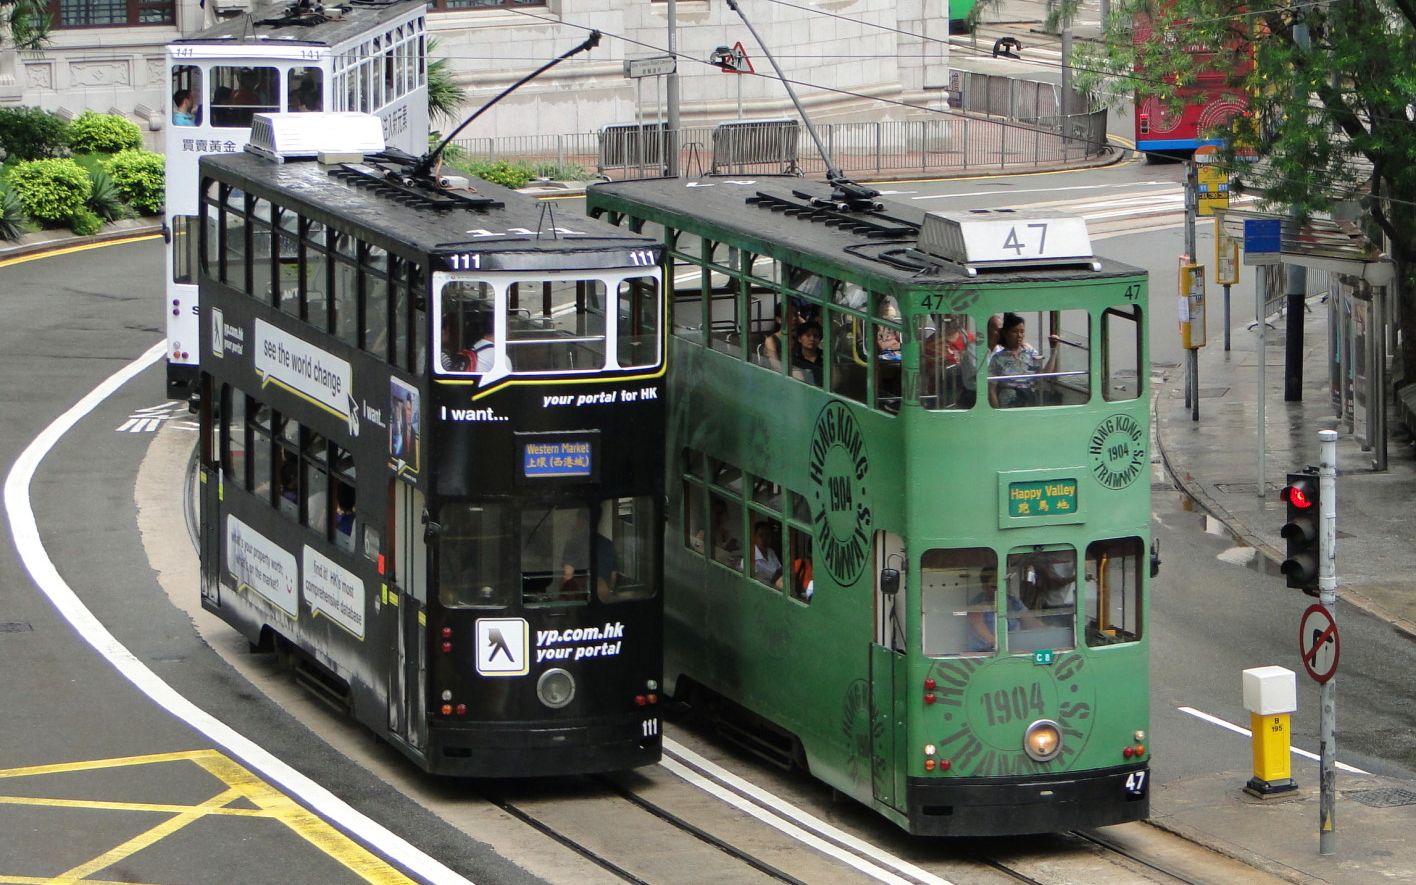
[1280, 472, 1320, 595]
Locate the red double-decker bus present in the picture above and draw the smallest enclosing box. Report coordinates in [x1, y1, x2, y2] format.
[1132, 13, 1249, 158]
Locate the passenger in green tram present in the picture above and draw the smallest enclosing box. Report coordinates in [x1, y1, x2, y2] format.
[790, 320, 824, 386]
[919, 314, 978, 409]
[968, 564, 1042, 653]
[988, 312, 1060, 408]
[751, 521, 784, 588]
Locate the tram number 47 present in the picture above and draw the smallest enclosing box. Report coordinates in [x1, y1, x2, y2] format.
[1002, 223, 1048, 255]
[1124, 771, 1147, 797]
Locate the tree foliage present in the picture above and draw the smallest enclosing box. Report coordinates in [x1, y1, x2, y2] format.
[1077, 0, 1416, 376]
[426, 37, 466, 127]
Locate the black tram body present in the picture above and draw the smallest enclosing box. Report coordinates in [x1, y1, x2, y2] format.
[195, 140, 664, 776]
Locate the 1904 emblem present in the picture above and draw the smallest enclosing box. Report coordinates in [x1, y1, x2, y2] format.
[1088, 413, 1146, 490]
[809, 402, 872, 585]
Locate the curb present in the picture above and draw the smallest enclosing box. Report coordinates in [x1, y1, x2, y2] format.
[0, 221, 164, 264]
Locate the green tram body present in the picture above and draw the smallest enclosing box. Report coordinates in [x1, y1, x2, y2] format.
[587, 176, 1152, 836]
[194, 144, 668, 778]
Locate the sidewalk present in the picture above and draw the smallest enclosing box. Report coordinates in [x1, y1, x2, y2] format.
[0, 217, 162, 263]
[1153, 297, 1416, 883]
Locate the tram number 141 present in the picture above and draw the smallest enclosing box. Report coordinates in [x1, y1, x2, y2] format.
[1124, 770, 1147, 797]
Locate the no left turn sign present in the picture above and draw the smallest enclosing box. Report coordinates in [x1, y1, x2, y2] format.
[1299, 604, 1340, 684]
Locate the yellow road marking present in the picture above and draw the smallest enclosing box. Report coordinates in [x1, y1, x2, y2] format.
[0, 234, 160, 269]
[57, 787, 246, 881]
[0, 750, 415, 885]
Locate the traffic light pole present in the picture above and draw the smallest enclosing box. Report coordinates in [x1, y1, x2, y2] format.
[1318, 429, 1338, 856]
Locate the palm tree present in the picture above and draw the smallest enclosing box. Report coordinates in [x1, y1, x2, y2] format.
[426, 37, 466, 127]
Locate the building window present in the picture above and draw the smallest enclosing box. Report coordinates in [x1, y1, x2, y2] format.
[51, 0, 174, 28]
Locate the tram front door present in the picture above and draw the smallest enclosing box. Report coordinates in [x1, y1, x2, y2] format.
[869, 530, 907, 812]
[389, 480, 428, 752]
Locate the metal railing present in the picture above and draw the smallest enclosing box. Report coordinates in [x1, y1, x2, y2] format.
[451, 108, 1109, 182]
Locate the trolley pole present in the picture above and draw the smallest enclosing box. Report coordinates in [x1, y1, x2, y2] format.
[1318, 429, 1338, 855]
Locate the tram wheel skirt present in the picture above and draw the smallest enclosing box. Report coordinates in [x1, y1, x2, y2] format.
[904, 765, 1149, 836]
[425, 721, 661, 777]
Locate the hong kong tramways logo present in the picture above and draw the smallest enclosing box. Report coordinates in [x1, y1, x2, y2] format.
[1088, 413, 1146, 490]
[809, 402, 872, 586]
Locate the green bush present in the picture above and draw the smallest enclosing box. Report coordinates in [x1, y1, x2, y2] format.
[0, 107, 69, 161]
[86, 168, 125, 221]
[106, 149, 164, 215]
[466, 159, 537, 190]
[69, 207, 102, 236]
[0, 188, 27, 241]
[532, 161, 590, 182]
[67, 111, 142, 153]
[9, 158, 91, 225]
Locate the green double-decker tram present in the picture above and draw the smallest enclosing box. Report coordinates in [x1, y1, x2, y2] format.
[588, 176, 1153, 836]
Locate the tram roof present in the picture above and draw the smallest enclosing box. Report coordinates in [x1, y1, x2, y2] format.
[590, 176, 1146, 286]
[202, 150, 657, 259]
[173, 0, 423, 49]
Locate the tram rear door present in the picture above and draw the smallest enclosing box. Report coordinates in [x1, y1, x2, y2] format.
[389, 479, 428, 750]
[869, 530, 907, 811]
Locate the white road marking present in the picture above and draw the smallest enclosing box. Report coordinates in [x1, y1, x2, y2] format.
[1178, 707, 1369, 774]
[4, 342, 473, 885]
[662, 738, 951, 885]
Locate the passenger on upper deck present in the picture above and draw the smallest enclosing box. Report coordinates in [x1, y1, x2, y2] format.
[334, 483, 356, 553]
[920, 315, 977, 408]
[987, 312, 1059, 408]
[967, 566, 1044, 652]
[791, 320, 824, 386]
[752, 521, 784, 588]
[230, 68, 265, 106]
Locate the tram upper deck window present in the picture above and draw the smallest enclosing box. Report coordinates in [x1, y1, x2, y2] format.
[438, 281, 495, 373]
[506, 278, 606, 372]
[210, 66, 279, 128]
[617, 277, 661, 369]
[171, 65, 202, 127]
[1085, 537, 1143, 645]
[920, 547, 998, 656]
[288, 67, 323, 112]
[987, 309, 1090, 409]
[1004, 546, 1077, 654]
[917, 313, 979, 410]
[1102, 305, 1142, 401]
[438, 503, 511, 609]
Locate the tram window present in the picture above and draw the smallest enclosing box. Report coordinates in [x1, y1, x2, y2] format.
[210, 66, 279, 128]
[710, 459, 742, 494]
[788, 527, 814, 603]
[249, 402, 272, 499]
[988, 309, 1090, 409]
[1103, 305, 1142, 402]
[287, 66, 323, 112]
[920, 548, 998, 656]
[391, 258, 409, 368]
[413, 285, 428, 378]
[1004, 546, 1077, 654]
[303, 431, 329, 536]
[505, 279, 607, 371]
[172, 215, 198, 284]
[275, 416, 301, 521]
[521, 505, 594, 605]
[669, 228, 706, 341]
[438, 281, 495, 373]
[750, 475, 780, 512]
[332, 253, 359, 346]
[709, 277, 741, 358]
[304, 220, 331, 329]
[269, 208, 296, 310]
[365, 268, 389, 359]
[684, 480, 706, 556]
[708, 493, 744, 570]
[917, 313, 979, 410]
[250, 199, 274, 302]
[599, 497, 657, 602]
[223, 389, 247, 488]
[438, 502, 511, 609]
[828, 312, 866, 403]
[333, 482, 357, 553]
[750, 517, 784, 590]
[873, 293, 903, 414]
[171, 65, 202, 127]
[617, 277, 661, 369]
[221, 188, 246, 290]
[1086, 538, 1143, 645]
[788, 489, 811, 523]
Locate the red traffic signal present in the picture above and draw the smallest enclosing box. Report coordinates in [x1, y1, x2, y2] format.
[1280, 472, 1320, 595]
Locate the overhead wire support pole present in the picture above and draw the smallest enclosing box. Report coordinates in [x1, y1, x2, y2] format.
[1318, 428, 1338, 855]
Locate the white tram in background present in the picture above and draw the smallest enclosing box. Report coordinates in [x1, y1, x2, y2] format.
[163, 0, 430, 397]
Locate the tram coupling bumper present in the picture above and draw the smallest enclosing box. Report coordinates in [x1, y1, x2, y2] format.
[904, 764, 1149, 836]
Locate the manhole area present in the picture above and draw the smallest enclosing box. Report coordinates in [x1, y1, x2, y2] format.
[0, 622, 33, 633]
[1345, 788, 1416, 808]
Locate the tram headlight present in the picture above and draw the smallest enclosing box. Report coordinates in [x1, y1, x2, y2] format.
[536, 668, 576, 709]
[1023, 720, 1063, 762]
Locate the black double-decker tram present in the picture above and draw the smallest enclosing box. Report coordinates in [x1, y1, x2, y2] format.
[195, 114, 665, 775]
